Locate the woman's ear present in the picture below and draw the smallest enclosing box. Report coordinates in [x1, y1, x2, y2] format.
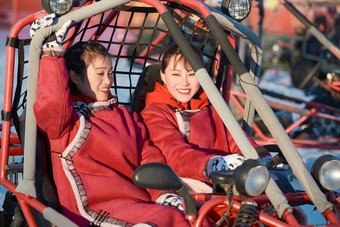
[69, 70, 81, 85]
[160, 70, 166, 85]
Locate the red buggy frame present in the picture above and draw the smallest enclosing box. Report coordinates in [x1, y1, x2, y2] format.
[0, 0, 339, 226]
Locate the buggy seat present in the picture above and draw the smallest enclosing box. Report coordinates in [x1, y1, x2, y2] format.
[18, 109, 60, 227]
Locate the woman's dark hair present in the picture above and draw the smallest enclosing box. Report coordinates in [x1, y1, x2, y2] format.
[161, 42, 203, 73]
[64, 40, 112, 93]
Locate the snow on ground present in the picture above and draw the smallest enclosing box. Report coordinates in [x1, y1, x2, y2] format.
[0, 27, 339, 224]
[255, 68, 340, 224]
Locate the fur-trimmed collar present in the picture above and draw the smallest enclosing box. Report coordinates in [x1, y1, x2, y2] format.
[145, 80, 209, 110]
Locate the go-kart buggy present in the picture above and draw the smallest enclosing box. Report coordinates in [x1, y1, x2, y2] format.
[0, 0, 339, 226]
[230, 0, 340, 149]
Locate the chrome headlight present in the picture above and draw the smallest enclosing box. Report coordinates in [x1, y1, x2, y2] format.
[41, 0, 74, 16]
[221, 0, 252, 22]
[234, 159, 269, 196]
[311, 155, 340, 191]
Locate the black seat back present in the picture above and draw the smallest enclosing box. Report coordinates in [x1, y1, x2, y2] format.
[131, 63, 162, 113]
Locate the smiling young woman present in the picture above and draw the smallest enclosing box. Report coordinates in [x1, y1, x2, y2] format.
[34, 38, 197, 226]
[141, 42, 262, 193]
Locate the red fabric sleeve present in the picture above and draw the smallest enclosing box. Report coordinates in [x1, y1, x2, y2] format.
[210, 106, 260, 155]
[34, 56, 74, 139]
[129, 111, 167, 200]
[141, 105, 215, 182]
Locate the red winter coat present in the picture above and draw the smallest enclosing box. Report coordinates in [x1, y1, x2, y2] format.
[141, 81, 259, 182]
[34, 56, 193, 227]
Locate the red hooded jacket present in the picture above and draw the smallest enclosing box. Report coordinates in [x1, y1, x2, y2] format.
[34, 56, 195, 227]
[141, 81, 259, 182]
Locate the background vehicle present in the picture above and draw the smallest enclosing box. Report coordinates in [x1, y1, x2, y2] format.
[0, 0, 339, 226]
[231, 0, 340, 149]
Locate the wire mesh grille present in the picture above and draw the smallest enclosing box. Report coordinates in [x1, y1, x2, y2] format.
[61, 4, 226, 108]
[13, 2, 230, 121]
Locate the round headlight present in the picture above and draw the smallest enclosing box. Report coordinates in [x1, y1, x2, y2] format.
[244, 165, 269, 196]
[234, 159, 269, 197]
[41, 0, 74, 16]
[311, 155, 340, 191]
[221, 0, 252, 22]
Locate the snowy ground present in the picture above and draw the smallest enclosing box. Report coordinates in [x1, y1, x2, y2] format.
[258, 68, 340, 224]
[0, 27, 340, 225]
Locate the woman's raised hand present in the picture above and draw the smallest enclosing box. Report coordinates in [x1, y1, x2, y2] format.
[30, 13, 72, 49]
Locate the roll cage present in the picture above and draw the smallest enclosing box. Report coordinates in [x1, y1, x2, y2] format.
[0, 0, 339, 226]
